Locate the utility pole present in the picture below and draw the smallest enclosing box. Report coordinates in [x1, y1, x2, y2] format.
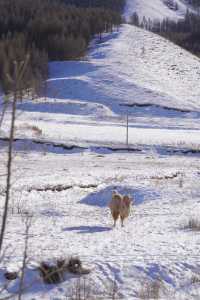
[126, 112, 129, 148]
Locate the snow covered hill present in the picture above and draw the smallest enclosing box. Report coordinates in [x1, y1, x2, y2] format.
[5, 24, 200, 150]
[124, 0, 193, 21]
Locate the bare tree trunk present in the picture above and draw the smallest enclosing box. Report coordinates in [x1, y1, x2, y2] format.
[126, 113, 129, 148]
[0, 56, 29, 254]
[0, 91, 17, 252]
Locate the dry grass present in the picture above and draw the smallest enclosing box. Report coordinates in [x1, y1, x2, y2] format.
[27, 183, 98, 193]
[31, 125, 42, 136]
[67, 278, 120, 300]
[191, 274, 200, 285]
[184, 218, 200, 231]
[39, 259, 66, 284]
[39, 257, 90, 284]
[18, 123, 42, 136]
[138, 278, 164, 300]
[38, 259, 119, 300]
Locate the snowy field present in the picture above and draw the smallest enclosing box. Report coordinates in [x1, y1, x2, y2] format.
[0, 2, 200, 299]
[0, 148, 200, 299]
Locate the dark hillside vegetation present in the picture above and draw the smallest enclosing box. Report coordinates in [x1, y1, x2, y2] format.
[61, 0, 126, 12]
[0, 0, 124, 94]
[185, 0, 200, 7]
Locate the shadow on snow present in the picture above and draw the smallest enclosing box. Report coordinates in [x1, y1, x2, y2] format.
[63, 225, 112, 234]
[79, 185, 159, 208]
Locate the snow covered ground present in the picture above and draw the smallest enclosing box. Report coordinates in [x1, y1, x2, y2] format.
[0, 4, 200, 299]
[124, 0, 193, 22]
[0, 149, 199, 299]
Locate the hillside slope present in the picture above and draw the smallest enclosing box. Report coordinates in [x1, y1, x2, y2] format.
[124, 0, 192, 21]
[10, 23, 200, 150]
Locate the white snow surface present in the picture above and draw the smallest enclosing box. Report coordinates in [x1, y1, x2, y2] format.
[0, 15, 200, 300]
[124, 0, 192, 21]
[0, 151, 200, 299]
[2, 24, 200, 149]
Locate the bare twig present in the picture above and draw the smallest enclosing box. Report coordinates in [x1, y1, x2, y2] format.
[0, 55, 30, 254]
[18, 213, 33, 300]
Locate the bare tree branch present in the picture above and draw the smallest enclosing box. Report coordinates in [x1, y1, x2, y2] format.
[18, 213, 33, 300]
[0, 55, 30, 254]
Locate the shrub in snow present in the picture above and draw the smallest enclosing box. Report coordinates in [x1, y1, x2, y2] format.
[191, 275, 200, 285]
[39, 259, 66, 284]
[4, 271, 18, 281]
[67, 257, 90, 275]
[39, 257, 90, 284]
[184, 219, 200, 231]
